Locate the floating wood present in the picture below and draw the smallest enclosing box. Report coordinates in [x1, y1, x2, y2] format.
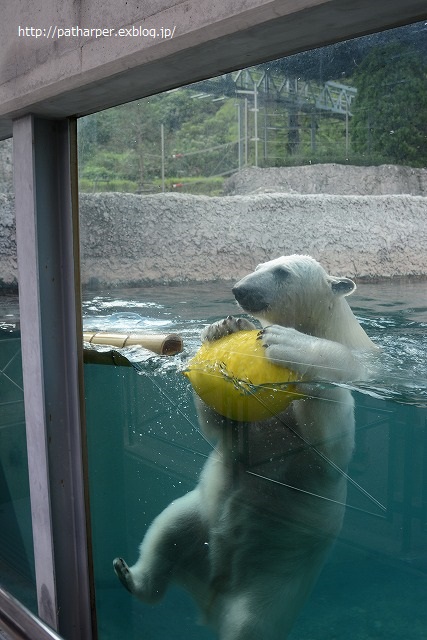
[83, 332, 183, 356]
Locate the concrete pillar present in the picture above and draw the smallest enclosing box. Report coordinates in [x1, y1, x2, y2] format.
[13, 115, 94, 639]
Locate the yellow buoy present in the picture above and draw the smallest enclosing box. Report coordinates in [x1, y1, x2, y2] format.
[184, 330, 302, 421]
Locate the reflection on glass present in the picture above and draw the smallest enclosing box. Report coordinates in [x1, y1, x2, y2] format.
[78, 22, 427, 197]
[79, 20, 427, 640]
[0, 311, 36, 612]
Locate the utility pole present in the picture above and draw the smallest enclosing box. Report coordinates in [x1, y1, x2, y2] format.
[161, 123, 165, 192]
[236, 103, 242, 170]
[253, 82, 258, 167]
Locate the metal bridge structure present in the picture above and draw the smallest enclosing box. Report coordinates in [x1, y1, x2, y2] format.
[196, 67, 357, 117]
[233, 68, 357, 117]
[190, 67, 357, 167]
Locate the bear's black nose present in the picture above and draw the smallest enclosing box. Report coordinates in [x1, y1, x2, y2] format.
[232, 283, 268, 313]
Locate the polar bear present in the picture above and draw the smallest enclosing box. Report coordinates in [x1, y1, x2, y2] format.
[114, 255, 378, 639]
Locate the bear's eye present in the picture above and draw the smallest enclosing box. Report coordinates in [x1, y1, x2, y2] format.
[273, 266, 290, 280]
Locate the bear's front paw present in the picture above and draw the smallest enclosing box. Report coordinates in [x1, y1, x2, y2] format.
[258, 325, 312, 374]
[113, 557, 134, 593]
[201, 315, 256, 342]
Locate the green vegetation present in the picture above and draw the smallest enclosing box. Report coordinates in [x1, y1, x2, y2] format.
[78, 41, 427, 195]
[78, 91, 239, 194]
[351, 44, 427, 167]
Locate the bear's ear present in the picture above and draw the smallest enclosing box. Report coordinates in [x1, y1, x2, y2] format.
[328, 276, 356, 297]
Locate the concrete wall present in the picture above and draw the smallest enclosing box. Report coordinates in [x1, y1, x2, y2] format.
[1, 1, 427, 139]
[0, 139, 13, 193]
[77, 192, 427, 284]
[0, 193, 16, 287]
[2, 189, 427, 288]
[225, 165, 427, 197]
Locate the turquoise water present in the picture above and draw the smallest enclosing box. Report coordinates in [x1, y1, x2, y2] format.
[82, 281, 427, 639]
[0, 328, 36, 613]
[0, 281, 425, 637]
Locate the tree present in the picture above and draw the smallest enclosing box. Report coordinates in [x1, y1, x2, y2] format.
[78, 89, 238, 188]
[351, 44, 427, 166]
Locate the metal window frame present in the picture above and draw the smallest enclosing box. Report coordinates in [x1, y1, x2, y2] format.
[13, 116, 95, 639]
[0, 587, 64, 640]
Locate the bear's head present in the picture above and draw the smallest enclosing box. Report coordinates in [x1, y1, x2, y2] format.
[232, 254, 356, 338]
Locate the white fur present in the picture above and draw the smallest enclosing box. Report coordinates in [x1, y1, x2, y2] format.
[114, 255, 378, 639]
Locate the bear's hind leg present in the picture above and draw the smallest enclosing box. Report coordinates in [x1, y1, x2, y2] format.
[216, 594, 264, 640]
[113, 557, 139, 594]
[113, 488, 207, 604]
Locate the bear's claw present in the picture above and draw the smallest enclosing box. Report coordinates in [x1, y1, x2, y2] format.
[113, 557, 133, 593]
[202, 315, 256, 342]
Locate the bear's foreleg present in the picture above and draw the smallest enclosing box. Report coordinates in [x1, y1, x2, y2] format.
[259, 325, 369, 382]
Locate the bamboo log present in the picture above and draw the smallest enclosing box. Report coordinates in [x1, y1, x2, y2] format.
[83, 332, 183, 355]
